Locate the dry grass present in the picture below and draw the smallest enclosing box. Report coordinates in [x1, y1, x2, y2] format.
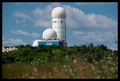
[2, 56, 118, 79]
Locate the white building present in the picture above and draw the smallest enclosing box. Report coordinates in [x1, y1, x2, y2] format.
[52, 7, 66, 41]
[33, 7, 67, 47]
[2, 46, 18, 52]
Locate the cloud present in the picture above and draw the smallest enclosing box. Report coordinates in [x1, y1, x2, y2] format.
[72, 30, 115, 43]
[86, 14, 117, 28]
[73, 31, 85, 35]
[34, 20, 51, 28]
[110, 47, 117, 50]
[14, 11, 32, 21]
[16, 19, 19, 24]
[13, 3, 61, 28]
[33, 8, 44, 17]
[67, 42, 73, 47]
[16, 19, 26, 24]
[13, 3, 117, 30]
[3, 38, 27, 46]
[62, 5, 117, 30]
[23, 24, 26, 27]
[11, 30, 29, 36]
[14, 2, 36, 6]
[30, 33, 41, 38]
[75, 2, 117, 5]
[11, 30, 40, 38]
[15, 2, 22, 5]
[32, 3, 61, 28]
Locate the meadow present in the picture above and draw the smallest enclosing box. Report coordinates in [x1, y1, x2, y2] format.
[2, 43, 118, 79]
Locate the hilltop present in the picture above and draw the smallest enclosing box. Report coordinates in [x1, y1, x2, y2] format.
[2, 43, 118, 79]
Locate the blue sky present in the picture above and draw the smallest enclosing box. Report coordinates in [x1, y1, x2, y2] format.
[2, 2, 118, 50]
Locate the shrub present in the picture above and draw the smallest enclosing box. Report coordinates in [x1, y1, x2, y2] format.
[2, 44, 118, 64]
[113, 50, 118, 57]
[84, 53, 93, 62]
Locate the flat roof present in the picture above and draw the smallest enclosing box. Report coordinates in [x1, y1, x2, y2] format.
[39, 40, 60, 42]
[2, 46, 18, 47]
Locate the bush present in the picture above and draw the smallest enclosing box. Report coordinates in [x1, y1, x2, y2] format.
[2, 44, 118, 64]
[84, 53, 93, 62]
[113, 50, 118, 57]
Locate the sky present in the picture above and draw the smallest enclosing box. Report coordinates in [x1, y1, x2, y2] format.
[2, 2, 118, 50]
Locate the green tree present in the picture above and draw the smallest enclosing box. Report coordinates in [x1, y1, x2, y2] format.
[87, 43, 94, 54]
[18, 45, 24, 50]
[81, 44, 87, 54]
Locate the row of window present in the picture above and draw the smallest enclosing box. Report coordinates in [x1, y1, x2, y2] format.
[4, 46, 18, 49]
[53, 21, 63, 23]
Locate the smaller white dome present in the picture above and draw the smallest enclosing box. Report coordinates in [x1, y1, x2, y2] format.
[52, 7, 66, 18]
[42, 29, 57, 40]
[33, 39, 40, 47]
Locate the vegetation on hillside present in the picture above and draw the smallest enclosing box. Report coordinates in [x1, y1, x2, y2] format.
[2, 43, 118, 64]
[2, 43, 118, 79]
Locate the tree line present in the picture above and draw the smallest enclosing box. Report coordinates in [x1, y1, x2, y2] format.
[2, 43, 118, 64]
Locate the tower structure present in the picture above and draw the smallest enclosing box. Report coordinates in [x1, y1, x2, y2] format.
[33, 7, 67, 47]
[51, 7, 66, 41]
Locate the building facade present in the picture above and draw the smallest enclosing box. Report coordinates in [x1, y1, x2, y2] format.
[33, 7, 67, 47]
[38, 40, 59, 46]
[2, 46, 18, 52]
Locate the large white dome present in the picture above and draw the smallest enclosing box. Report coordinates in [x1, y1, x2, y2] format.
[42, 29, 57, 40]
[52, 7, 66, 18]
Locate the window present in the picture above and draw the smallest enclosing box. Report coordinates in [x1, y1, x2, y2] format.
[46, 43, 52, 45]
[61, 21, 62, 23]
[7, 47, 9, 48]
[55, 21, 56, 23]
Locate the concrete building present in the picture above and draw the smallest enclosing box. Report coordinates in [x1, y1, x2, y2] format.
[33, 39, 67, 47]
[33, 7, 67, 47]
[2, 46, 18, 52]
[52, 7, 66, 41]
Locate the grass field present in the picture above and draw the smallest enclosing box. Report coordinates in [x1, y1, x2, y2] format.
[2, 56, 118, 79]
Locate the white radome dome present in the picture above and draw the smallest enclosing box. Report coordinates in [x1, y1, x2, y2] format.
[42, 28, 57, 40]
[52, 7, 66, 18]
[33, 39, 40, 47]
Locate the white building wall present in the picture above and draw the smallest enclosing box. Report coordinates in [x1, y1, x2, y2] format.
[2, 46, 18, 52]
[52, 18, 66, 41]
[2, 47, 5, 52]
